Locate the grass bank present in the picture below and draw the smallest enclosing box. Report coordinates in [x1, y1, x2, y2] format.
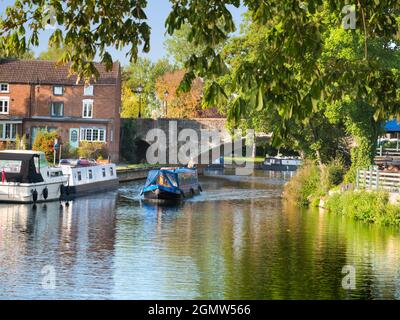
[325, 191, 400, 226]
[283, 161, 400, 226]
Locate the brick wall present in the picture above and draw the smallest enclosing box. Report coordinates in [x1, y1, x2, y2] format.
[1, 79, 121, 161]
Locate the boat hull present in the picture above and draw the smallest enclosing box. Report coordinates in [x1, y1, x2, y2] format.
[61, 178, 119, 200]
[144, 188, 201, 201]
[0, 181, 66, 204]
[262, 164, 300, 172]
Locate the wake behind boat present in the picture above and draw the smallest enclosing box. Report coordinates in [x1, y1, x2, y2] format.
[0, 150, 67, 203]
[141, 167, 202, 201]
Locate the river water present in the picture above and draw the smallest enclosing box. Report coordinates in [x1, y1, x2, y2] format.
[1, 170, 400, 300]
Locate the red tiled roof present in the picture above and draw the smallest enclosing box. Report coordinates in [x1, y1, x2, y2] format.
[0, 59, 119, 85]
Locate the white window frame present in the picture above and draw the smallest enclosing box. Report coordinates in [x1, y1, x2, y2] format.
[80, 127, 107, 143]
[0, 83, 9, 93]
[0, 97, 10, 114]
[82, 99, 93, 119]
[0, 122, 17, 141]
[53, 85, 64, 96]
[51, 101, 64, 117]
[84, 85, 94, 96]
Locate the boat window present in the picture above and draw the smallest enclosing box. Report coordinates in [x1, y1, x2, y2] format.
[77, 171, 82, 181]
[0, 160, 22, 173]
[102, 168, 106, 177]
[157, 174, 170, 187]
[88, 170, 93, 179]
[110, 167, 114, 176]
[165, 173, 178, 187]
[50, 171, 62, 177]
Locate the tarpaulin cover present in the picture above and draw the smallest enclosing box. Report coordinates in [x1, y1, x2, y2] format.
[385, 120, 400, 133]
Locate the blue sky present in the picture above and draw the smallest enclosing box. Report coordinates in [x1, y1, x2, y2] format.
[0, 0, 246, 66]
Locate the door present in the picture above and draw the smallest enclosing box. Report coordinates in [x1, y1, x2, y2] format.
[69, 128, 79, 149]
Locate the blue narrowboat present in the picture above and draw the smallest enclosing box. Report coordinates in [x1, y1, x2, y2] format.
[141, 167, 202, 200]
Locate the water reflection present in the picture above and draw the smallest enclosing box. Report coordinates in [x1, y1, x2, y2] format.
[1, 172, 400, 299]
[0, 194, 117, 299]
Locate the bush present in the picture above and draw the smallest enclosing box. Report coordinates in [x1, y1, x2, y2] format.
[78, 142, 109, 160]
[320, 159, 345, 193]
[15, 134, 27, 150]
[284, 159, 345, 206]
[0, 140, 16, 150]
[325, 191, 400, 226]
[283, 161, 321, 206]
[61, 142, 79, 159]
[32, 130, 60, 163]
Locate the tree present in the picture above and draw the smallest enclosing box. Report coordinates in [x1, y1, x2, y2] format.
[211, 7, 398, 175]
[155, 70, 203, 118]
[122, 57, 175, 118]
[0, 47, 34, 59]
[1, 1, 399, 123]
[164, 24, 207, 68]
[38, 45, 65, 61]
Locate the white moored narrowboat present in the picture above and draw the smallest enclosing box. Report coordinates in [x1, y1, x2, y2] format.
[0, 150, 67, 203]
[59, 159, 119, 200]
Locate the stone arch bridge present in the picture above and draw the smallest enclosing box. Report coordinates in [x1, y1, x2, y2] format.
[125, 118, 271, 164]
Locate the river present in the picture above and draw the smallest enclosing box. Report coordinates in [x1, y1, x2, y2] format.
[1, 170, 400, 299]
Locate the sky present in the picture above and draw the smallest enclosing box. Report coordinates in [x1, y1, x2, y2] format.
[0, 0, 246, 67]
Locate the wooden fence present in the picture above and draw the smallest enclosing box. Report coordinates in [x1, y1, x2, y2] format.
[357, 168, 400, 191]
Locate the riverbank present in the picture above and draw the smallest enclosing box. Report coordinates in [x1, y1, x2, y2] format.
[283, 161, 400, 226]
[323, 191, 400, 226]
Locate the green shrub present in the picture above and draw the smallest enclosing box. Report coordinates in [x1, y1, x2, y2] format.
[78, 142, 109, 160]
[320, 159, 345, 194]
[284, 161, 321, 206]
[61, 142, 79, 159]
[325, 191, 400, 226]
[284, 159, 345, 207]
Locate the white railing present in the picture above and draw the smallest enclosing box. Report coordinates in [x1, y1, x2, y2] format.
[357, 168, 400, 191]
[376, 146, 400, 157]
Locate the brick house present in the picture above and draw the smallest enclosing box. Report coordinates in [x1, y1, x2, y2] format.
[0, 59, 121, 161]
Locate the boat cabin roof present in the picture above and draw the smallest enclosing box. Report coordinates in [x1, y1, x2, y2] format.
[0, 152, 41, 161]
[0, 152, 44, 183]
[160, 167, 197, 174]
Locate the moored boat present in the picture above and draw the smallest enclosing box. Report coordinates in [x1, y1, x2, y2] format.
[59, 159, 119, 200]
[263, 156, 303, 172]
[141, 167, 202, 201]
[0, 150, 67, 203]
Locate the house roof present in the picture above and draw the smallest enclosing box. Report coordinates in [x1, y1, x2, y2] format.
[0, 59, 120, 85]
[385, 120, 400, 133]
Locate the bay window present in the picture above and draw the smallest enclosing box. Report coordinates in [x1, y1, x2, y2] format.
[0, 123, 17, 141]
[80, 128, 106, 142]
